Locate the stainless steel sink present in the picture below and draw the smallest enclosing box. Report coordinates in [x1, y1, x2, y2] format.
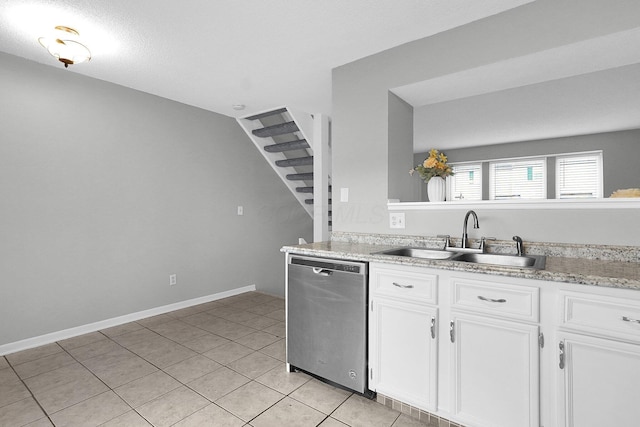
[451, 252, 546, 270]
[374, 246, 546, 269]
[373, 247, 459, 260]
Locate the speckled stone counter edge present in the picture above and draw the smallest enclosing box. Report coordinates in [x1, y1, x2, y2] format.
[330, 231, 640, 263]
[282, 236, 640, 291]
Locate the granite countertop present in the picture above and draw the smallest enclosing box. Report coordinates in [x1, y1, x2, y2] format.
[281, 241, 640, 291]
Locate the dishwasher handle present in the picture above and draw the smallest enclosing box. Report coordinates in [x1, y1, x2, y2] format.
[312, 267, 333, 276]
[289, 255, 367, 275]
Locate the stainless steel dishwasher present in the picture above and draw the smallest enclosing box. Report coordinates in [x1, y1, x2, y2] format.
[286, 254, 369, 394]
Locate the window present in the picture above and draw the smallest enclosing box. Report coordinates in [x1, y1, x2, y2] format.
[489, 158, 546, 200]
[556, 151, 603, 199]
[448, 163, 482, 201]
[425, 150, 604, 203]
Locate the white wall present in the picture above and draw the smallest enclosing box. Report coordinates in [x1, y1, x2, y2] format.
[0, 53, 312, 346]
[332, 0, 640, 246]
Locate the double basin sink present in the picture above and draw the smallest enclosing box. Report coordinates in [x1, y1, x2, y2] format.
[374, 247, 546, 270]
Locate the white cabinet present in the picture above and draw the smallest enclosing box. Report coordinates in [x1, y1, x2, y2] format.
[448, 276, 540, 427]
[449, 312, 540, 427]
[367, 261, 640, 427]
[369, 263, 438, 411]
[556, 332, 640, 427]
[370, 298, 438, 410]
[557, 290, 640, 427]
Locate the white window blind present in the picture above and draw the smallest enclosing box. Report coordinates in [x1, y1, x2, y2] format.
[556, 152, 603, 199]
[448, 163, 482, 201]
[489, 158, 546, 200]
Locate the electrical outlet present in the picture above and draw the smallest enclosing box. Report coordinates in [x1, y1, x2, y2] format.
[169, 274, 177, 286]
[389, 212, 405, 229]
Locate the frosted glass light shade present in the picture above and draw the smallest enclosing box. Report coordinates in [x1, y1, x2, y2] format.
[38, 26, 91, 68]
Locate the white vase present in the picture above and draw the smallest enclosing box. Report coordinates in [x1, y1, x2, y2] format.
[427, 176, 446, 202]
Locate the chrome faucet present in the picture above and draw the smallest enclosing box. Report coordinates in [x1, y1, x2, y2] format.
[462, 210, 479, 249]
[513, 235, 524, 256]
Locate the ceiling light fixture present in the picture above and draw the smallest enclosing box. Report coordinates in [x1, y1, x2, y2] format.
[38, 26, 91, 68]
[232, 104, 246, 111]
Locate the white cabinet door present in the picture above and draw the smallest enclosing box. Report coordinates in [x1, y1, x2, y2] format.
[450, 312, 539, 427]
[370, 298, 438, 411]
[557, 332, 640, 427]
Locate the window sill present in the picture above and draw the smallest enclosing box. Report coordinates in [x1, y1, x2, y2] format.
[387, 198, 640, 210]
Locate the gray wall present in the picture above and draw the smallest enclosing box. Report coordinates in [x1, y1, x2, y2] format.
[0, 53, 312, 346]
[388, 92, 414, 202]
[332, 0, 640, 245]
[411, 63, 640, 152]
[413, 129, 640, 201]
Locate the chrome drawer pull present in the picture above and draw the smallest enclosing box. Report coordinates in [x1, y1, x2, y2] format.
[392, 282, 414, 289]
[450, 320, 455, 343]
[477, 295, 507, 303]
[622, 316, 640, 324]
[430, 317, 436, 339]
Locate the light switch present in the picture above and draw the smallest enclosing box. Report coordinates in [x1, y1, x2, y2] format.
[340, 188, 349, 202]
[237, 206, 244, 216]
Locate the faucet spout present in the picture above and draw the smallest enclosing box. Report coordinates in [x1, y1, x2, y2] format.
[462, 210, 479, 249]
[513, 235, 524, 256]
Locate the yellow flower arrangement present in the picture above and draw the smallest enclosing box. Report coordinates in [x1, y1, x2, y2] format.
[410, 149, 453, 183]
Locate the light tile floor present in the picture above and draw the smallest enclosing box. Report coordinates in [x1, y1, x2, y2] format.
[0, 291, 437, 427]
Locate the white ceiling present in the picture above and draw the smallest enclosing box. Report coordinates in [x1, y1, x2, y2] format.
[0, 0, 533, 118]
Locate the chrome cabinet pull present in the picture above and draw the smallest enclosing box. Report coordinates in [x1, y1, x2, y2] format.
[559, 341, 565, 369]
[392, 282, 414, 289]
[450, 320, 455, 343]
[477, 295, 507, 303]
[312, 267, 332, 276]
[622, 316, 640, 324]
[430, 317, 436, 339]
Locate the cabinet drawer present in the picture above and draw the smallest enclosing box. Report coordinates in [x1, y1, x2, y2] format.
[560, 291, 640, 342]
[451, 277, 539, 322]
[370, 264, 437, 304]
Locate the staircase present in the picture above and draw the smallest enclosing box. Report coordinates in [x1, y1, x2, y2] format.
[237, 107, 331, 241]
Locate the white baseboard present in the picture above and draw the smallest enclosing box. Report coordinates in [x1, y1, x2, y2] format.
[0, 284, 256, 356]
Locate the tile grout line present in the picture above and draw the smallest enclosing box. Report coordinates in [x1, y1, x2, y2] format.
[60, 328, 233, 426]
[4, 293, 289, 427]
[239, 393, 288, 425]
[5, 357, 56, 427]
[165, 299, 305, 425]
[6, 293, 420, 427]
[57, 334, 137, 426]
[114, 311, 283, 424]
